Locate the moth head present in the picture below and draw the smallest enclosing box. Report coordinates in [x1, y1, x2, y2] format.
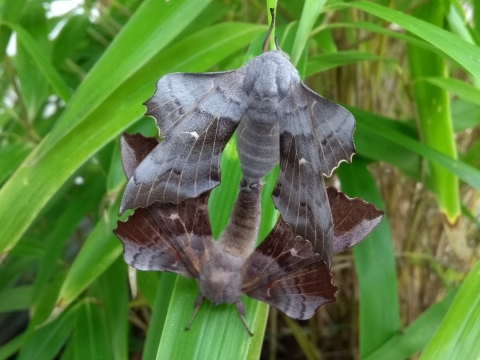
[197, 252, 244, 305]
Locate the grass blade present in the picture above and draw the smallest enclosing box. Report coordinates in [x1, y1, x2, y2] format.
[291, 0, 325, 66]
[365, 290, 457, 360]
[338, 158, 400, 357]
[347, 2, 480, 80]
[420, 261, 480, 360]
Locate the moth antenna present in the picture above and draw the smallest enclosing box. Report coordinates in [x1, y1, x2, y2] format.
[235, 300, 254, 337]
[262, 8, 276, 53]
[274, 37, 280, 50]
[185, 294, 205, 331]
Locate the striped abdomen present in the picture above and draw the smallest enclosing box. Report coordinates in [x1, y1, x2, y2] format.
[236, 115, 279, 186]
[217, 183, 262, 260]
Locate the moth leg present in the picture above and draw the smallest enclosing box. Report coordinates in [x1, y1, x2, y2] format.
[235, 300, 254, 337]
[185, 294, 205, 331]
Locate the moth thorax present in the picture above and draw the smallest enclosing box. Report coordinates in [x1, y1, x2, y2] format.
[243, 51, 298, 118]
[197, 253, 244, 305]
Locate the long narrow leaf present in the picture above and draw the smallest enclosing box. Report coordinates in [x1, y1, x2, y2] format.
[420, 261, 480, 359]
[347, 2, 480, 80]
[338, 158, 400, 357]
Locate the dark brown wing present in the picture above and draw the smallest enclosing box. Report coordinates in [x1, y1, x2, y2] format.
[120, 71, 247, 214]
[242, 218, 337, 320]
[327, 187, 384, 254]
[114, 192, 213, 278]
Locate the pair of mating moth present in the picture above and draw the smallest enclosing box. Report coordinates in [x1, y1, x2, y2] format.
[114, 18, 383, 335]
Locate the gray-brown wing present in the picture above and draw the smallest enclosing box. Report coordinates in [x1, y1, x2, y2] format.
[327, 187, 384, 254]
[120, 132, 159, 179]
[273, 83, 355, 265]
[114, 192, 213, 278]
[120, 71, 247, 214]
[242, 218, 337, 320]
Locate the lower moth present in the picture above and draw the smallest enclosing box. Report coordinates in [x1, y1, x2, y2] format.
[114, 133, 383, 335]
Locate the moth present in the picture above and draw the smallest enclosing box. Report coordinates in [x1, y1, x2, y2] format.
[114, 133, 383, 335]
[119, 12, 355, 267]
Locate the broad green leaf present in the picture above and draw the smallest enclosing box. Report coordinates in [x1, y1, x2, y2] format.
[338, 158, 400, 357]
[0, 22, 265, 255]
[156, 277, 268, 359]
[365, 290, 457, 360]
[421, 260, 480, 359]
[346, 2, 480, 80]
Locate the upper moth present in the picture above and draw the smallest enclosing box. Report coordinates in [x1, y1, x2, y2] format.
[119, 11, 355, 266]
[114, 133, 383, 335]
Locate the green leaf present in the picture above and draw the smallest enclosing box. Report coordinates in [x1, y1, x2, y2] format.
[422, 77, 480, 107]
[98, 258, 129, 360]
[0, 333, 25, 360]
[0, 142, 31, 185]
[18, 304, 79, 360]
[365, 290, 457, 360]
[407, 2, 460, 224]
[142, 272, 177, 360]
[338, 158, 400, 357]
[53, 199, 123, 312]
[291, 0, 326, 66]
[347, 2, 480, 80]
[73, 301, 111, 360]
[353, 108, 480, 192]
[0, 285, 32, 312]
[420, 260, 480, 359]
[0, 0, 27, 60]
[306, 51, 390, 76]
[1, 21, 72, 102]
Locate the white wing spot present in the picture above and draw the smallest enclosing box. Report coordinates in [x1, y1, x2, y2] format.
[299, 158, 308, 165]
[290, 248, 297, 256]
[168, 213, 179, 220]
[188, 131, 199, 140]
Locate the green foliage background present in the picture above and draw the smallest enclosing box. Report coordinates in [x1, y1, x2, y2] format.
[0, 0, 479, 359]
